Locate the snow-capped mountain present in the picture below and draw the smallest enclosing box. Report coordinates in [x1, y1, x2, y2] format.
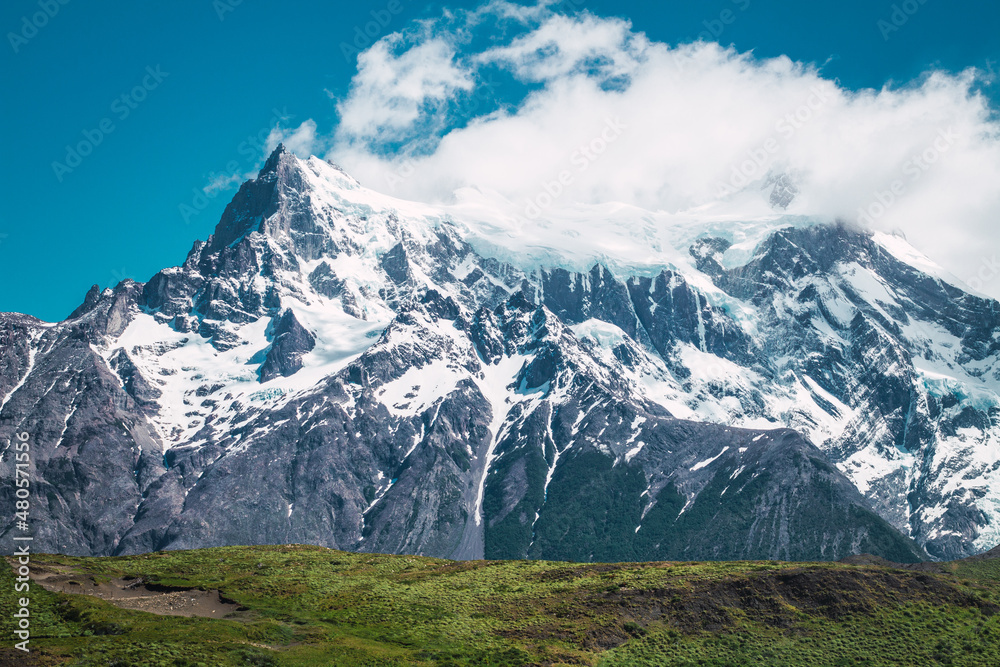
[0, 145, 995, 562]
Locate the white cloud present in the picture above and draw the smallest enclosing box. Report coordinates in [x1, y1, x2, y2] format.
[467, 0, 561, 24]
[283, 5, 1000, 297]
[203, 172, 246, 195]
[335, 35, 474, 145]
[476, 13, 646, 82]
[267, 119, 320, 158]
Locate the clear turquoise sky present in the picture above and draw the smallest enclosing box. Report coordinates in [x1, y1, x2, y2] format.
[2, 0, 998, 321]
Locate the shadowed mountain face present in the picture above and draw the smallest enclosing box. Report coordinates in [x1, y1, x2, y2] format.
[1, 145, 995, 562]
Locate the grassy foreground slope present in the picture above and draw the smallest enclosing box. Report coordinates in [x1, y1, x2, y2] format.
[2, 544, 1000, 666]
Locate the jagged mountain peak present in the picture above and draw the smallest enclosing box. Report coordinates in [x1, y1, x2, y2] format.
[3, 149, 999, 563]
[259, 142, 290, 174]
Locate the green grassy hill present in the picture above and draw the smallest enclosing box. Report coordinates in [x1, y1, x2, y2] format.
[3, 545, 999, 666]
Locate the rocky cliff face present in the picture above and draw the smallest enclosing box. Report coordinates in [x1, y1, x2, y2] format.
[1, 146, 995, 561]
[700, 226, 1000, 560]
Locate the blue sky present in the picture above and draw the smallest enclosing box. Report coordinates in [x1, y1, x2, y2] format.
[2, 0, 998, 321]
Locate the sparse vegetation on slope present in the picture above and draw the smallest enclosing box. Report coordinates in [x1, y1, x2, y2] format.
[2, 544, 999, 666]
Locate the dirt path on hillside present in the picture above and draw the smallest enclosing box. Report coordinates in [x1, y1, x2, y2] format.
[8, 559, 244, 619]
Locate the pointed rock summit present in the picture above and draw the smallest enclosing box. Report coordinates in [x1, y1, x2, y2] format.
[1, 146, 998, 565]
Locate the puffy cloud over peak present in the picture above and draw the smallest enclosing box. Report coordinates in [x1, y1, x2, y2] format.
[292, 4, 1000, 296]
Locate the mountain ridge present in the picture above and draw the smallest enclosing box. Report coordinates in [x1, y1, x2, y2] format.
[1, 145, 997, 562]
